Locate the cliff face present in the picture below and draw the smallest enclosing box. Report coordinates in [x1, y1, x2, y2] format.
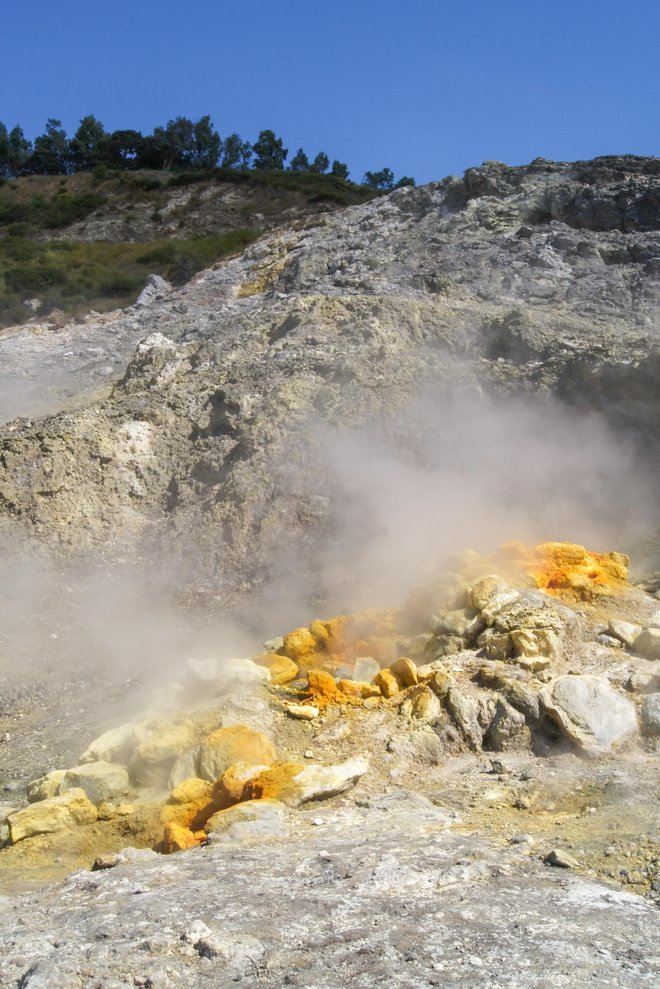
[0, 155, 659, 610]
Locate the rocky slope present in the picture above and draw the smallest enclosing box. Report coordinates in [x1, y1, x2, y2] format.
[1, 155, 659, 593]
[1, 155, 660, 986]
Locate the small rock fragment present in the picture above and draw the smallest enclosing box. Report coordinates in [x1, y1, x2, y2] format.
[374, 669, 400, 698]
[389, 657, 418, 688]
[545, 848, 580, 869]
[283, 702, 319, 720]
[633, 628, 660, 661]
[608, 619, 642, 648]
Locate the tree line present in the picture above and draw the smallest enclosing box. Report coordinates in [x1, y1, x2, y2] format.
[0, 115, 415, 190]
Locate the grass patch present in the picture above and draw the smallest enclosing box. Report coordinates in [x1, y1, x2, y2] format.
[0, 228, 260, 328]
[0, 192, 106, 230]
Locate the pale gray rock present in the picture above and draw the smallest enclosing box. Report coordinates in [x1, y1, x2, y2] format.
[608, 618, 642, 648]
[205, 798, 287, 840]
[484, 698, 530, 751]
[445, 686, 483, 749]
[280, 756, 369, 806]
[545, 848, 580, 869]
[135, 273, 172, 307]
[640, 694, 660, 737]
[1, 794, 659, 988]
[540, 675, 638, 755]
[352, 656, 381, 682]
[634, 627, 660, 661]
[78, 722, 137, 764]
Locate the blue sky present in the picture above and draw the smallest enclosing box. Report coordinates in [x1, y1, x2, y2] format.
[2, 0, 658, 184]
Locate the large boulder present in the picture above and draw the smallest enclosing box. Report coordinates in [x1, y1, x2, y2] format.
[540, 675, 638, 755]
[8, 789, 98, 843]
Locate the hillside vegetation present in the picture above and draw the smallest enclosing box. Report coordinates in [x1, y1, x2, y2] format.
[0, 167, 378, 328]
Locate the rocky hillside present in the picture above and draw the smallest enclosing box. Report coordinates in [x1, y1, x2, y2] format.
[1, 155, 660, 988]
[0, 168, 376, 326]
[0, 155, 659, 604]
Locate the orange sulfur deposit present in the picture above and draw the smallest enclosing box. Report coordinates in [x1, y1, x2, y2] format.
[280, 609, 399, 674]
[493, 542, 630, 601]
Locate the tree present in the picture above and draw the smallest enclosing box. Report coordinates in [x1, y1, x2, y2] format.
[6, 126, 31, 176]
[96, 129, 144, 168]
[331, 160, 349, 180]
[310, 151, 329, 174]
[289, 148, 309, 172]
[220, 132, 252, 169]
[25, 119, 70, 175]
[0, 123, 10, 177]
[252, 129, 288, 170]
[364, 167, 395, 190]
[150, 116, 196, 169]
[395, 175, 416, 188]
[190, 115, 221, 168]
[69, 115, 106, 171]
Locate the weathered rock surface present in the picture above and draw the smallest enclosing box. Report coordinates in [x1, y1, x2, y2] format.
[59, 761, 130, 805]
[634, 627, 660, 661]
[7, 788, 97, 843]
[1, 157, 660, 612]
[540, 675, 638, 754]
[1, 793, 659, 988]
[197, 724, 276, 783]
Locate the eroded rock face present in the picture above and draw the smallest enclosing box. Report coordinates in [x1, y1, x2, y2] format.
[0, 157, 659, 609]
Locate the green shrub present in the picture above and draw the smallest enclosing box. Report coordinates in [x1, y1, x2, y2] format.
[6, 264, 67, 293]
[99, 273, 143, 297]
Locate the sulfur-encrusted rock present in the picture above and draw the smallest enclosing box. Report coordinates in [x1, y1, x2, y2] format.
[469, 576, 510, 611]
[252, 652, 299, 685]
[633, 627, 660, 661]
[243, 756, 369, 807]
[8, 788, 98, 843]
[390, 657, 418, 688]
[374, 668, 400, 698]
[60, 761, 130, 805]
[198, 724, 276, 783]
[281, 627, 317, 664]
[26, 769, 67, 803]
[169, 778, 214, 806]
[162, 821, 200, 853]
[214, 763, 270, 805]
[540, 675, 638, 755]
[134, 719, 195, 766]
[400, 685, 442, 724]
